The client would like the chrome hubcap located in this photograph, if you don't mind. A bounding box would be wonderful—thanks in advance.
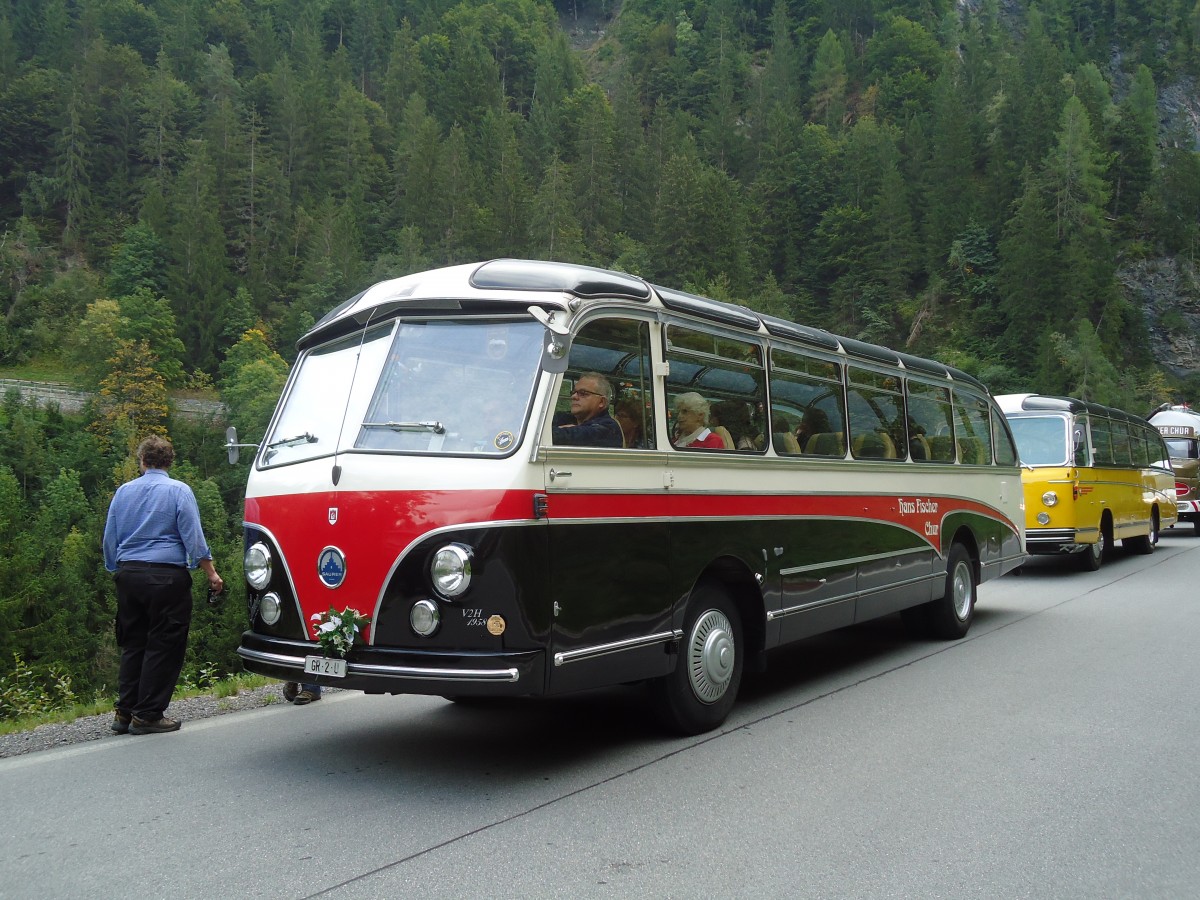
[687,609,735,704]
[952,561,972,620]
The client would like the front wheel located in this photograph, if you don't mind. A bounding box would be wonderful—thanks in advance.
[650,582,743,735]
[1079,524,1106,571]
[1125,510,1159,555]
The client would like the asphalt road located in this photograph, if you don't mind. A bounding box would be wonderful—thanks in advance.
[3,532,1199,899]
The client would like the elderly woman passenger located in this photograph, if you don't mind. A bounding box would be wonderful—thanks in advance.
[672,392,726,449]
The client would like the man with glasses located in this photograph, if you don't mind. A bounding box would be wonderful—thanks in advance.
[553,372,623,447]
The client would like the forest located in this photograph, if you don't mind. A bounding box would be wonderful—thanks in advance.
[2,0,1200,714]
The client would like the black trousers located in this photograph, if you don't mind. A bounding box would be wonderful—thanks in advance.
[114,564,194,720]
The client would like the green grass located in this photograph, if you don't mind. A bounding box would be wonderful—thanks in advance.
[0,673,275,736]
[0,357,80,385]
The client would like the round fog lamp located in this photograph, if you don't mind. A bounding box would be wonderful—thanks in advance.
[411,599,441,636]
[1041,491,1059,507]
[259,592,282,625]
[431,544,472,598]
[244,542,272,590]
[1036,512,1051,526]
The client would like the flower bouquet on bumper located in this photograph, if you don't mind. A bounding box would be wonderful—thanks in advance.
[310,607,371,659]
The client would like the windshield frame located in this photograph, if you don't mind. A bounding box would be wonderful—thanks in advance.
[258,314,545,468]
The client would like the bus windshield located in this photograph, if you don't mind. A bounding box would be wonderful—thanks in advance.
[1007,415,1069,466]
[262,318,544,465]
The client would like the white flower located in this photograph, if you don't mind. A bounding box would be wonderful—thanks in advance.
[318,620,338,634]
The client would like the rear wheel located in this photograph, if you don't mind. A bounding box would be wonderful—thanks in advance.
[927,543,976,639]
[1079,521,1107,571]
[1125,509,1159,555]
[650,581,743,735]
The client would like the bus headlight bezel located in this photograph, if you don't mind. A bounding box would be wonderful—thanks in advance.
[259,592,282,625]
[410,599,441,636]
[1041,490,1059,507]
[245,542,272,590]
[430,543,473,598]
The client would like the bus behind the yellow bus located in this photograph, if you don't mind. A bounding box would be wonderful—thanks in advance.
[1148,403,1200,535]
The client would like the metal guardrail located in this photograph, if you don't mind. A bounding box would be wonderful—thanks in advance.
[0,378,226,421]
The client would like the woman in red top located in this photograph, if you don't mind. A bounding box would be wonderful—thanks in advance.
[672,392,726,449]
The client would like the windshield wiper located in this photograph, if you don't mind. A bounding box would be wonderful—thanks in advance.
[267,432,319,449]
[361,420,446,434]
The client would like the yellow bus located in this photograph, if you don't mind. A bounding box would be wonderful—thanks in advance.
[997,394,1177,569]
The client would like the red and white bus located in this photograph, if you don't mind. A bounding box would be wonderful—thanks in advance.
[233,259,1025,733]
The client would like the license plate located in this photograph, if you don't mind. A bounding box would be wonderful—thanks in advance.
[304,656,347,678]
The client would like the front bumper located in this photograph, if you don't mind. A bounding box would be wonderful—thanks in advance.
[1024,528,1090,555]
[237,631,547,696]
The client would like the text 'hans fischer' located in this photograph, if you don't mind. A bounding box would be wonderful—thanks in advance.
[899,498,940,536]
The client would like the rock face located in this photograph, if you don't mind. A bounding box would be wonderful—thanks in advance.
[1121,258,1200,378]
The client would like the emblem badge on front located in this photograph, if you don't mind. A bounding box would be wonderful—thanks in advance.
[318,547,346,588]
[328,507,338,525]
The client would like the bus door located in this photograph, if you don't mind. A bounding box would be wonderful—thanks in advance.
[540,317,674,694]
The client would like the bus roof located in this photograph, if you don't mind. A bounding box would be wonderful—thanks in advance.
[995,393,1153,428]
[300,258,989,393]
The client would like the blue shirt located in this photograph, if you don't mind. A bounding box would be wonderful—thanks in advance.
[102,469,212,572]
[552,411,624,447]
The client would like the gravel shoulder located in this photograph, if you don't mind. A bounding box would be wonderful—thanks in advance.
[0,682,307,759]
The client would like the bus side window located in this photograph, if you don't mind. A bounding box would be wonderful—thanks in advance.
[846,366,904,461]
[556,318,656,449]
[663,324,765,453]
[952,391,993,464]
[907,381,954,463]
[769,348,846,457]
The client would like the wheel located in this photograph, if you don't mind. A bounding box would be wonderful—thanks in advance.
[1079,522,1107,571]
[1194,518,1200,536]
[650,581,743,735]
[926,543,976,640]
[1125,510,1159,555]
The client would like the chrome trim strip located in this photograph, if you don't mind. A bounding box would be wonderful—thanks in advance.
[766,573,939,621]
[236,646,520,682]
[779,546,924,576]
[553,629,683,667]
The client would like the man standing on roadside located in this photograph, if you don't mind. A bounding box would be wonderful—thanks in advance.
[103,434,223,735]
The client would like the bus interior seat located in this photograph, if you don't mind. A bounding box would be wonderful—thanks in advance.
[957,437,985,464]
[853,431,896,459]
[773,431,801,454]
[927,435,955,461]
[711,425,735,450]
[909,434,932,461]
[805,432,845,456]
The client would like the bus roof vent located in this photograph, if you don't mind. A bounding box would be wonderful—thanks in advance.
[470,259,650,300]
[761,316,841,351]
[838,336,901,367]
[654,286,762,329]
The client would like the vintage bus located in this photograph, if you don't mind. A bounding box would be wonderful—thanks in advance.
[997,394,1177,569]
[232,259,1025,734]
[1148,403,1200,534]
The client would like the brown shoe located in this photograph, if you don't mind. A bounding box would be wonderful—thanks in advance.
[282,682,300,703]
[111,711,132,734]
[130,715,181,735]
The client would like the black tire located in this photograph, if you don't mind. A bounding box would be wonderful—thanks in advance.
[926,543,976,640]
[1126,510,1159,555]
[650,581,743,735]
[1193,518,1200,536]
[1079,521,1107,571]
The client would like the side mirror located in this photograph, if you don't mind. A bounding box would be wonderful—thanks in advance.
[528,306,572,375]
[225,426,260,465]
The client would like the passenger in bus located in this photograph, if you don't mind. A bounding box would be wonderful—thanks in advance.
[553,372,623,447]
[672,393,726,449]
[613,398,649,449]
[795,408,832,453]
[710,400,757,450]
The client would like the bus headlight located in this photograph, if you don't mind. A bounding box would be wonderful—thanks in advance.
[431,544,473,598]
[410,599,441,636]
[244,542,272,590]
[1036,512,1051,525]
[259,592,282,625]
[1041,491,1059,507]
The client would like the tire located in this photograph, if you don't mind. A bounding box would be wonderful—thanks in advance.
[650,581,743,735]
[1078,522,1107,571]
[1125,510,1159,555]
[1193,518,1200,536]
[925,543,976,640]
